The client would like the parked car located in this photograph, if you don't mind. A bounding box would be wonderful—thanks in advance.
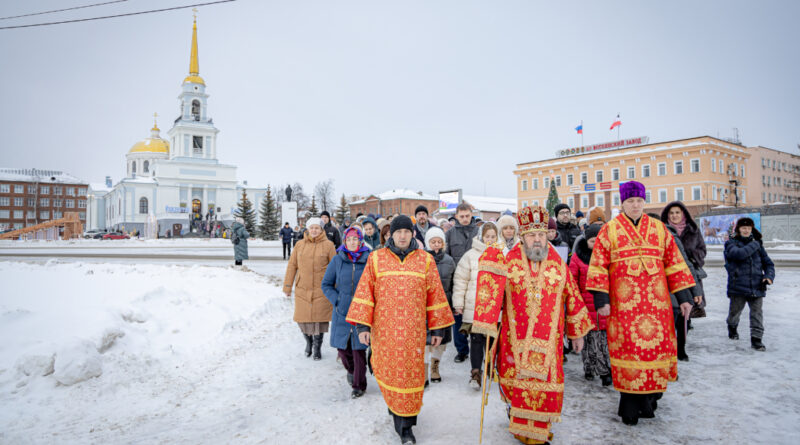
[83,230,104,239]
[102,232,130,240]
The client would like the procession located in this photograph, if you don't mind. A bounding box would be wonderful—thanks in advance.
[1,1,798,444]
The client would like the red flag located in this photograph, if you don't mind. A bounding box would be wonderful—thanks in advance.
[610,114,621,130]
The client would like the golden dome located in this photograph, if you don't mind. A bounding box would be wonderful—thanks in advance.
[129,137,169,154]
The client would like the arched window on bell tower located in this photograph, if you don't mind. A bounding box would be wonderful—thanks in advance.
[131,161,137,175]
[143,160,150,173]
[191,100,201,121]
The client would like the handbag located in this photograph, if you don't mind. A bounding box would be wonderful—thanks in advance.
[689,304,706,319]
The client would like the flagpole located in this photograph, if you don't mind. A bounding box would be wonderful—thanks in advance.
[618,113,621,141]
[581,120,584,147]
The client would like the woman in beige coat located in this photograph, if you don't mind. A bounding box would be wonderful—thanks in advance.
[452,222,498,389]
[284,217,336,360]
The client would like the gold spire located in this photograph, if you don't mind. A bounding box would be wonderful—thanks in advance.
[184,9,205,85]
[152,112,159,131]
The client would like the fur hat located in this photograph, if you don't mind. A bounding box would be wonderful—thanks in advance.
[376,218,389,230]
[620,181,646,202]
[389,215,414,235]
[496,214,518,233]
[306,217,322,228]
[584,223,602,240]
[548,217,557,230]
[424,227,446,250]
[517,206,549,234]
[735,217,755,231]
[414,205,429,216]
[588,206,606,224]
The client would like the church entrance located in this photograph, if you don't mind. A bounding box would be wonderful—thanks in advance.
[191,199,203,232]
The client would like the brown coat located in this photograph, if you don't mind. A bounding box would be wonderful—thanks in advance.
[283,231,336,323]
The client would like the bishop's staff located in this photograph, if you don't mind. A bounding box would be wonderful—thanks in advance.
[478,324,501,443]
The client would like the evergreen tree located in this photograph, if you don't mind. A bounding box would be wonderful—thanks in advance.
[257,186,280,240]
[335,193,348,223]
[308,196,319,217]
[545,178,560,217]
[237,189,257,235]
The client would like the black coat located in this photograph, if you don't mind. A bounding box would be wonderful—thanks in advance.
[427,249,455,345]
[279,226,294,243]
[660,202,707,268]
[323,222,342,248]
[445,218,478,266]
[724,231,775,298]
[556,221,581,255]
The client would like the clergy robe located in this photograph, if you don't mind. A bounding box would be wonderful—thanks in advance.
[585,213,695,394]
[472,243,594,443]
[346,248,454,417]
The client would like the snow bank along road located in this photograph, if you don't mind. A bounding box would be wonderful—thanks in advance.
[1,260,798,444]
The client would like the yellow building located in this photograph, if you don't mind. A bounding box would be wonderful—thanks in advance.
[515,136,752,218]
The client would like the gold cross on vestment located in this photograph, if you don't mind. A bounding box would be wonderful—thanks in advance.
[543,267,561,286]
[508,265,526,283]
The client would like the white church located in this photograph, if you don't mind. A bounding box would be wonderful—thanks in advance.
[88,16,267,236]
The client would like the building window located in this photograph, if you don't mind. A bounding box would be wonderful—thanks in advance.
[193,136,203,154]
[691,159,700,173]
[712,186,717,201]
[659,189,667,203]
[0,197,8,206]
[78,200,87,209]
[612,168,619,181]
[0,184,8,193]
[67,187,76,196]
[692,186,701,201]
[581,172,588,184]
[742,190,746,204]
[567,174,574,186]
[14,197,22,206]
[54,199,62,207]
[712,158,717,173]
[13,185,22,193]
[544,177,550,188]
[40,211,49,219]
[674,161,684,174]
[66,200,75,208]
[740,165,745,177]
[675,188,684,201]
[0,210,8,218]
[568,197,575,208]
[521,201,527,208]
[596,171,603,182]
[642,165,650,178]
[719,159,724,173]
[627,166,635,179]
[28,185,36,194]
[613,193,620,206]
[27,198,35,207]
[40,186,49,194]
[143,161,150,173]
[79,212,86,220]
[658,162,666,176]
[645,190,652,204]
[139,197,148,214]
[39,198,49,207]
[596,195,604,207]
[53,186,62,195]
[53,211,62,219]
[532,178,539,189]
[13,210,23,219]
[581,196,589,208]
[191,100,201,120]
[131,161,137,174]
[762,192,766,202]
[521,180,528,191]
[555,176,562,187]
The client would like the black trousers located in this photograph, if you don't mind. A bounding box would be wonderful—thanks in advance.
[282,242,292,259]
[618,392,662,419]
[392,413,417,434]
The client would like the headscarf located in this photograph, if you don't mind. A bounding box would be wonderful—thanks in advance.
[338,226,371,262]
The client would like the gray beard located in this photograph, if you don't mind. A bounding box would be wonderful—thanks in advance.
[523,244,548,262]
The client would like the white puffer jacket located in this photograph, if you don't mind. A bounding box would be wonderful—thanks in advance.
[452,235,488,323]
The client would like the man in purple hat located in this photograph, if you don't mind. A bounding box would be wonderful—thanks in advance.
[586,181,697,426]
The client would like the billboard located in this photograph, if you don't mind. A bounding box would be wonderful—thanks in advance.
[439,189,462,213]
[697,212,761,245]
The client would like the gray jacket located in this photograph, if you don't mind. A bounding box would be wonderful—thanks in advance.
[445,218,478,266]
[231,222,250,261]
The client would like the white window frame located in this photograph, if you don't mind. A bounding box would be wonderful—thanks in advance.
[521,179,528,191]
[627,166,635,179]
[658,162,666,176]
[613,193,620,206]
[711,158,717,172]
[0,184,8,193]
[581,172,588,184]
[659,189,668,203]
[568,197,575,208]
[532,178,538,190]
[611,168,619,181]
[692,186,701,201]
[740,165,745,177]
[674,160,684,175]
[690,158,700,173]
[675,188,684,201]
[0,210,8,219]
[13,210,23,219]
[0,197,8,206]
[14,197,22,206]
[581,196,589,208]
[641,164,650,178]
[719,159,724,173]
[645,190,652,204]
[555,175,562,187]
[521,200,528,208]
[596,194,605,208]
[567,174,574,186]
[596,170,604,182]
[544,177,550,188]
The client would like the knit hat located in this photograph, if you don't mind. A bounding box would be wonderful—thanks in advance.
[414,205,429,216]
[620,181,646,202]
[548,217,557,230]
[553,203,571,217]
[575,210,584,218]
[306,217,322,228]
[424,227,446,250]
[389,215,414,235]
[588,206,606,224]
[585,224,601,241]
[320,210,331,218]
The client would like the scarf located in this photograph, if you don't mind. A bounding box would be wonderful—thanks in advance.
[337,227,371,262]
[671,211,687,236]
[386,237,418,261]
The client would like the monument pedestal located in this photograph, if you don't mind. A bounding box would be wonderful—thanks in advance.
[281,202,298,229]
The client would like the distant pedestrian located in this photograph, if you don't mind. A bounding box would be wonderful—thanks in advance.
[292,225,303,247]
[553,203,581,255]
[320,211,342,248]
[724,217,775,351]
[279,222,294,260]
[231,216,249,266]
[413,205,435,246]
[423,227,455,386]
[362,217,382,250]
[445,203,478,363]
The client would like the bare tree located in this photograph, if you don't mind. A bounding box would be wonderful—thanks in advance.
[291,182,310,210]
[314,179,335,212]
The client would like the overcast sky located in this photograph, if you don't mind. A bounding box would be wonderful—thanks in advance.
[1,0,798,199]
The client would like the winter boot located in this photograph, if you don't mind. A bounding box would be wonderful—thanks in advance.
[622,416,639,426]
[351,389,365,399]
[728,325,739,340]
[303,334,313,357]
[431,358,442,383]
[469,369,481,391]
[347,373,354,386]
[400,427,416,444]
[601,374,613,386]
[312,334,323,360]
[584,371,594,381]
[454,353,468,363]
[751,337,766,351]
[424,363,429,388]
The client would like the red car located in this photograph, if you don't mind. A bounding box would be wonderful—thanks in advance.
[102,232,130,240]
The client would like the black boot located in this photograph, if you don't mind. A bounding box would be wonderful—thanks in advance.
[728,325,739,340]
[584,372,594,381]
[751,337,766,351]
[303,334,313,357]
[622,416,638,426]
[400,427,416,444]
[312,334,323,360]
[601,374,613,386]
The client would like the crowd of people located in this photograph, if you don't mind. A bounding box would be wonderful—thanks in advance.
[228,183,776,445]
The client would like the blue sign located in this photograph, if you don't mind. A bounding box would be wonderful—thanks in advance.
[584,184,596,191]
[165,206,189,214]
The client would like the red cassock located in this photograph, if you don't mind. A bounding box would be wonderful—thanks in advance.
[586,214,695,394]
[346,248,454,417]
[473,244,594,443]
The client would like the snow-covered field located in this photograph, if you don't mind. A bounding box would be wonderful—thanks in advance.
[1,260,798,444]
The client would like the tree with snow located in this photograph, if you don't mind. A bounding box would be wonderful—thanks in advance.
[546,178,560,216]
[257,186,280,240]
[237,190,257,235]
[335,193,349,223]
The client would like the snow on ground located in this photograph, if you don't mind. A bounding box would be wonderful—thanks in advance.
[1,261,799,444]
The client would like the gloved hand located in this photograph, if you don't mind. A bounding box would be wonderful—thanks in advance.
[459,322,472,336]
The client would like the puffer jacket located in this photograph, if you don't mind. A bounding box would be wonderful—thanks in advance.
[724,230,775,298]
[231,222,249,261]
[283,231,337,322]
[452,235,488,323]
[445,217,478,265]
[321,249,369,350]
[568,239,607,330]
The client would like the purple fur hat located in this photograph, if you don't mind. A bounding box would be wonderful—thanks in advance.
[620,181,646,202]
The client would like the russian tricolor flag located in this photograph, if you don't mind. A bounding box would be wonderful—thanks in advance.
[610,114,621,130]
[575,123,583,134]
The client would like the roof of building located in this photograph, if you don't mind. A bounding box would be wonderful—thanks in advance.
[89,182,113,193]
[129,122,170,154]
[350,188,437,205]
[0,168,87,184]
